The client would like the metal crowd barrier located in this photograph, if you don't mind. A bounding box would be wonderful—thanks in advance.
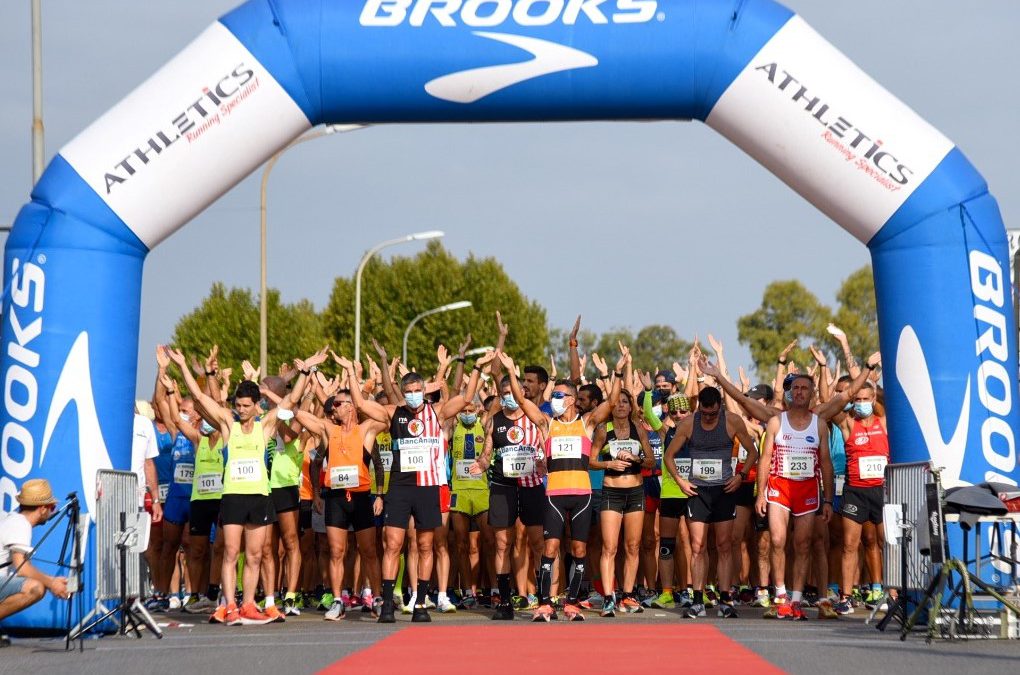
[94,470,142,601]
[884,461,934,591]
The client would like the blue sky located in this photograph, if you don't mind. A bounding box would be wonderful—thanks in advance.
[1,1,1017,395]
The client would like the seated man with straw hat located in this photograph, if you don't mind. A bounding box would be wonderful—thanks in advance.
[0,479,71,647]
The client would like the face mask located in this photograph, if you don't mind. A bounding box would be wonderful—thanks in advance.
[405,391,424,409]
[651,405,663,419]
[853,402,873,418]
[501,394,519,411]
[551,398,567,416]
[200,420,215,435]
[784,390,793,404]
[460,413,478,426]
[180,412,191,422]
[843,401,852,412]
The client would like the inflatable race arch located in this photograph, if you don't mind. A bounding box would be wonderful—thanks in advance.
[3,0,1018,627]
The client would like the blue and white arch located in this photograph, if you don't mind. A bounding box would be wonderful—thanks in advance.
[2,0,1016,628]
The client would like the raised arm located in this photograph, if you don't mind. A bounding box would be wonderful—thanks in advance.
[814,352,881,420]
[639,371,663,431]
[497,351,548,430]
[827,324,860,379]
[335,352,392,424]
[774,339,797,397]
[165,347,232,433]
[489,312,510,382]
[568,314,583,384]
[588,349,627,426]
[663,415,695,495]
[698,356,777,424]
[439,351,496,421]
[372,339,402,404]
[452,334,471,392]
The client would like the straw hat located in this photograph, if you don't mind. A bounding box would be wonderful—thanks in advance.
[17,478,58,507]
[135,400,155,421]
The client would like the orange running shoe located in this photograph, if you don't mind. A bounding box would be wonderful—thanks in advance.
[791,601,808,621]
[563,603,585,622]
[239,601,274,625]
[776,598,794,620]
[263,604,286,623]
[209,605,227,624]
[225,604,241,626]
[531,604,557,622]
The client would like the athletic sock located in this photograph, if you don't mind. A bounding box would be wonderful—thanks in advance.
[381,579,395,603]
[497,574,512,604]
[567,557,586,603]
[438,591,449,603]
[827,583,839,597]
[775,585,787,599]
[264,595,275,608]
[871,583,882,593]
[694,590,704,605]
[416,581,429,608]
[537,556,554,605]
[791,590,802,603]
[207,584,219,601]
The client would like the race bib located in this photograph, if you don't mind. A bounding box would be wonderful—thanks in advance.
[174,463,194,485]
[652,441,663,462]
[502,447,536,478]
[379,450,394,473]
[399,446,430,472]
[455,459,482,481]
[858,455,887,481]
[229,457,261,482]
[551,436,582,460]
[692,458,723,482]
[195,472,222,496]
[158,483,169,502]
[608,439,641,459]
[780,452,816,479]
[835,475,845,496]
[731,457,739,473]
[674,457,692,480]
[330,465,359,489]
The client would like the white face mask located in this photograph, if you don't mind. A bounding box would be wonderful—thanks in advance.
[551,398,567,416]
[180,412,191,422]
[651,405,663,418]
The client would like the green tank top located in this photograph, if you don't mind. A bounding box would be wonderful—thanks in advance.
[223,420,269,496]
[269,434,302,489]
[191,436,225,501]
[450,420,488,492]
[660,427,689,499]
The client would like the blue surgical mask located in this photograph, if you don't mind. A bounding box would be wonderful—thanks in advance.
[843,401,852,412]
[404,391,424,409]
[853,402,873,418]
[784,390,793,404]
[200,420,215,435]
[501,394,519,411]
[460,413,478,426]
[551,397,567,416]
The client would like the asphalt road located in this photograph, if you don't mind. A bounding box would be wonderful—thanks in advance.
[2,604,1019,675]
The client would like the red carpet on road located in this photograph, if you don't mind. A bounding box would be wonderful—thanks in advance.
[319,624,785,674]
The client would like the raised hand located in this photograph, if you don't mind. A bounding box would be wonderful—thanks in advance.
[738,365,750,392]
[615,347,630,372]
[569,315,581,341]
[205,345,220,374]
[155,344,170,370]
[368,357,383,384]
[578,353,588,376]
[331,351,354,372]
[866,352,881,369]
[437,344,452,370]
[189,354,205,378]
[707,333,724,355]
[305,346,330,370]
[241,359,261,382]
[158,369,175,392]
[496,351,515,372]
[697,355,720,378]
[808,344,827,366]
[826,323,847,341]
[165,346,187,368]
[779,339,798,362]
[639,370,653,390]
[372,338,388,360]
[496,311,509,339]
[591,352,608,377]
[672,361,687,384]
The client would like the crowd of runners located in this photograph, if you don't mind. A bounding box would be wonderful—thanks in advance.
[131,315,889,625]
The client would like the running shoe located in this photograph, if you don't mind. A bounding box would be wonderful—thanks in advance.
[461,594,479,610]
[411,605,432,623]
[209,605,228,624]
[532,604,556,622]
[283,596,301,617]
[636,586,657,605]
[153,598,171,614]
[489,603,514,619]
[324,600,346,621]
[378,598,396,624]
[1,634,11,648]
[294,593,307,610]
[601,596,617,617]
[167,595,182,611]
[477,593,493,609]
[834,598,854,615]
[551,595,565,609]
[372,596,384,617]
[718,603,738,619]
[186,597,217,614]
[816,599,839,620]
[705,585,718,606]
[650,591,675,609]
[488,592,500,608]
[751,588,771,608]
[563,603,585,621]
[677,589,694,608]
[864,589,885,610]
[790,601,808,621]
[425,595,437,610]
[738,586,755,605]
[511,595,529,610]
[437,596,457,613]
[263,604,286,623]
[180,595,197,612]
[764,595,788,619]
[684,603,707,619]
[239,602,274,625]
[225,604,242,626]
[360,590,374,613]
[620,597,644,614]
[578,591,603,612]
[851,588,864,607]
[525,594,540,610]
[393,592,406,613]
[318,592,335,611]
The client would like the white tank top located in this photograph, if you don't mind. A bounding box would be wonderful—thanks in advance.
[771,412,820,482]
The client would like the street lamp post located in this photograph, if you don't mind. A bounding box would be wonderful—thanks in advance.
[354,230,444,364]
[259,124,364,375]
[402,301,472,366]
[31,0,44,184]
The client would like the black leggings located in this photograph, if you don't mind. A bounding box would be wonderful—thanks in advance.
[543,493,593,542]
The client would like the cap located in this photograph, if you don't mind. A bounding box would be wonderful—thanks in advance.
[782,373,799,391]
[17,478,58,507]
[746,384,774,401]
[666,394,692,413]
[655,370,677,384]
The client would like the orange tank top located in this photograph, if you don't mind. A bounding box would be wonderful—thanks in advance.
[322,422,370,492]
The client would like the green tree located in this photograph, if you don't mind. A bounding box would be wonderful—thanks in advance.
[737,280,833,377]
[833,265,879,359]
[548,326,596,379]
[322,241,547,371]
[632,325,693,374]
[171,283,326,379]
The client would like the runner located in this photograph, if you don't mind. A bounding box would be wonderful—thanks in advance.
[497,346,623,623]
[664,385,759,619]
[470,375,547,620]
[337,349,491,623]
[590,389,655,616]
[167,345,327,626]
[296,388,385,621]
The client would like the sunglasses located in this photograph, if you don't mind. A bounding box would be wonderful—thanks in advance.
[551,392,571,399]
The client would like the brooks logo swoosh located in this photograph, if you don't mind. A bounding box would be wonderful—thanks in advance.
[896,326,969,487]
[425,32,597,104]
[40,332,113,514]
